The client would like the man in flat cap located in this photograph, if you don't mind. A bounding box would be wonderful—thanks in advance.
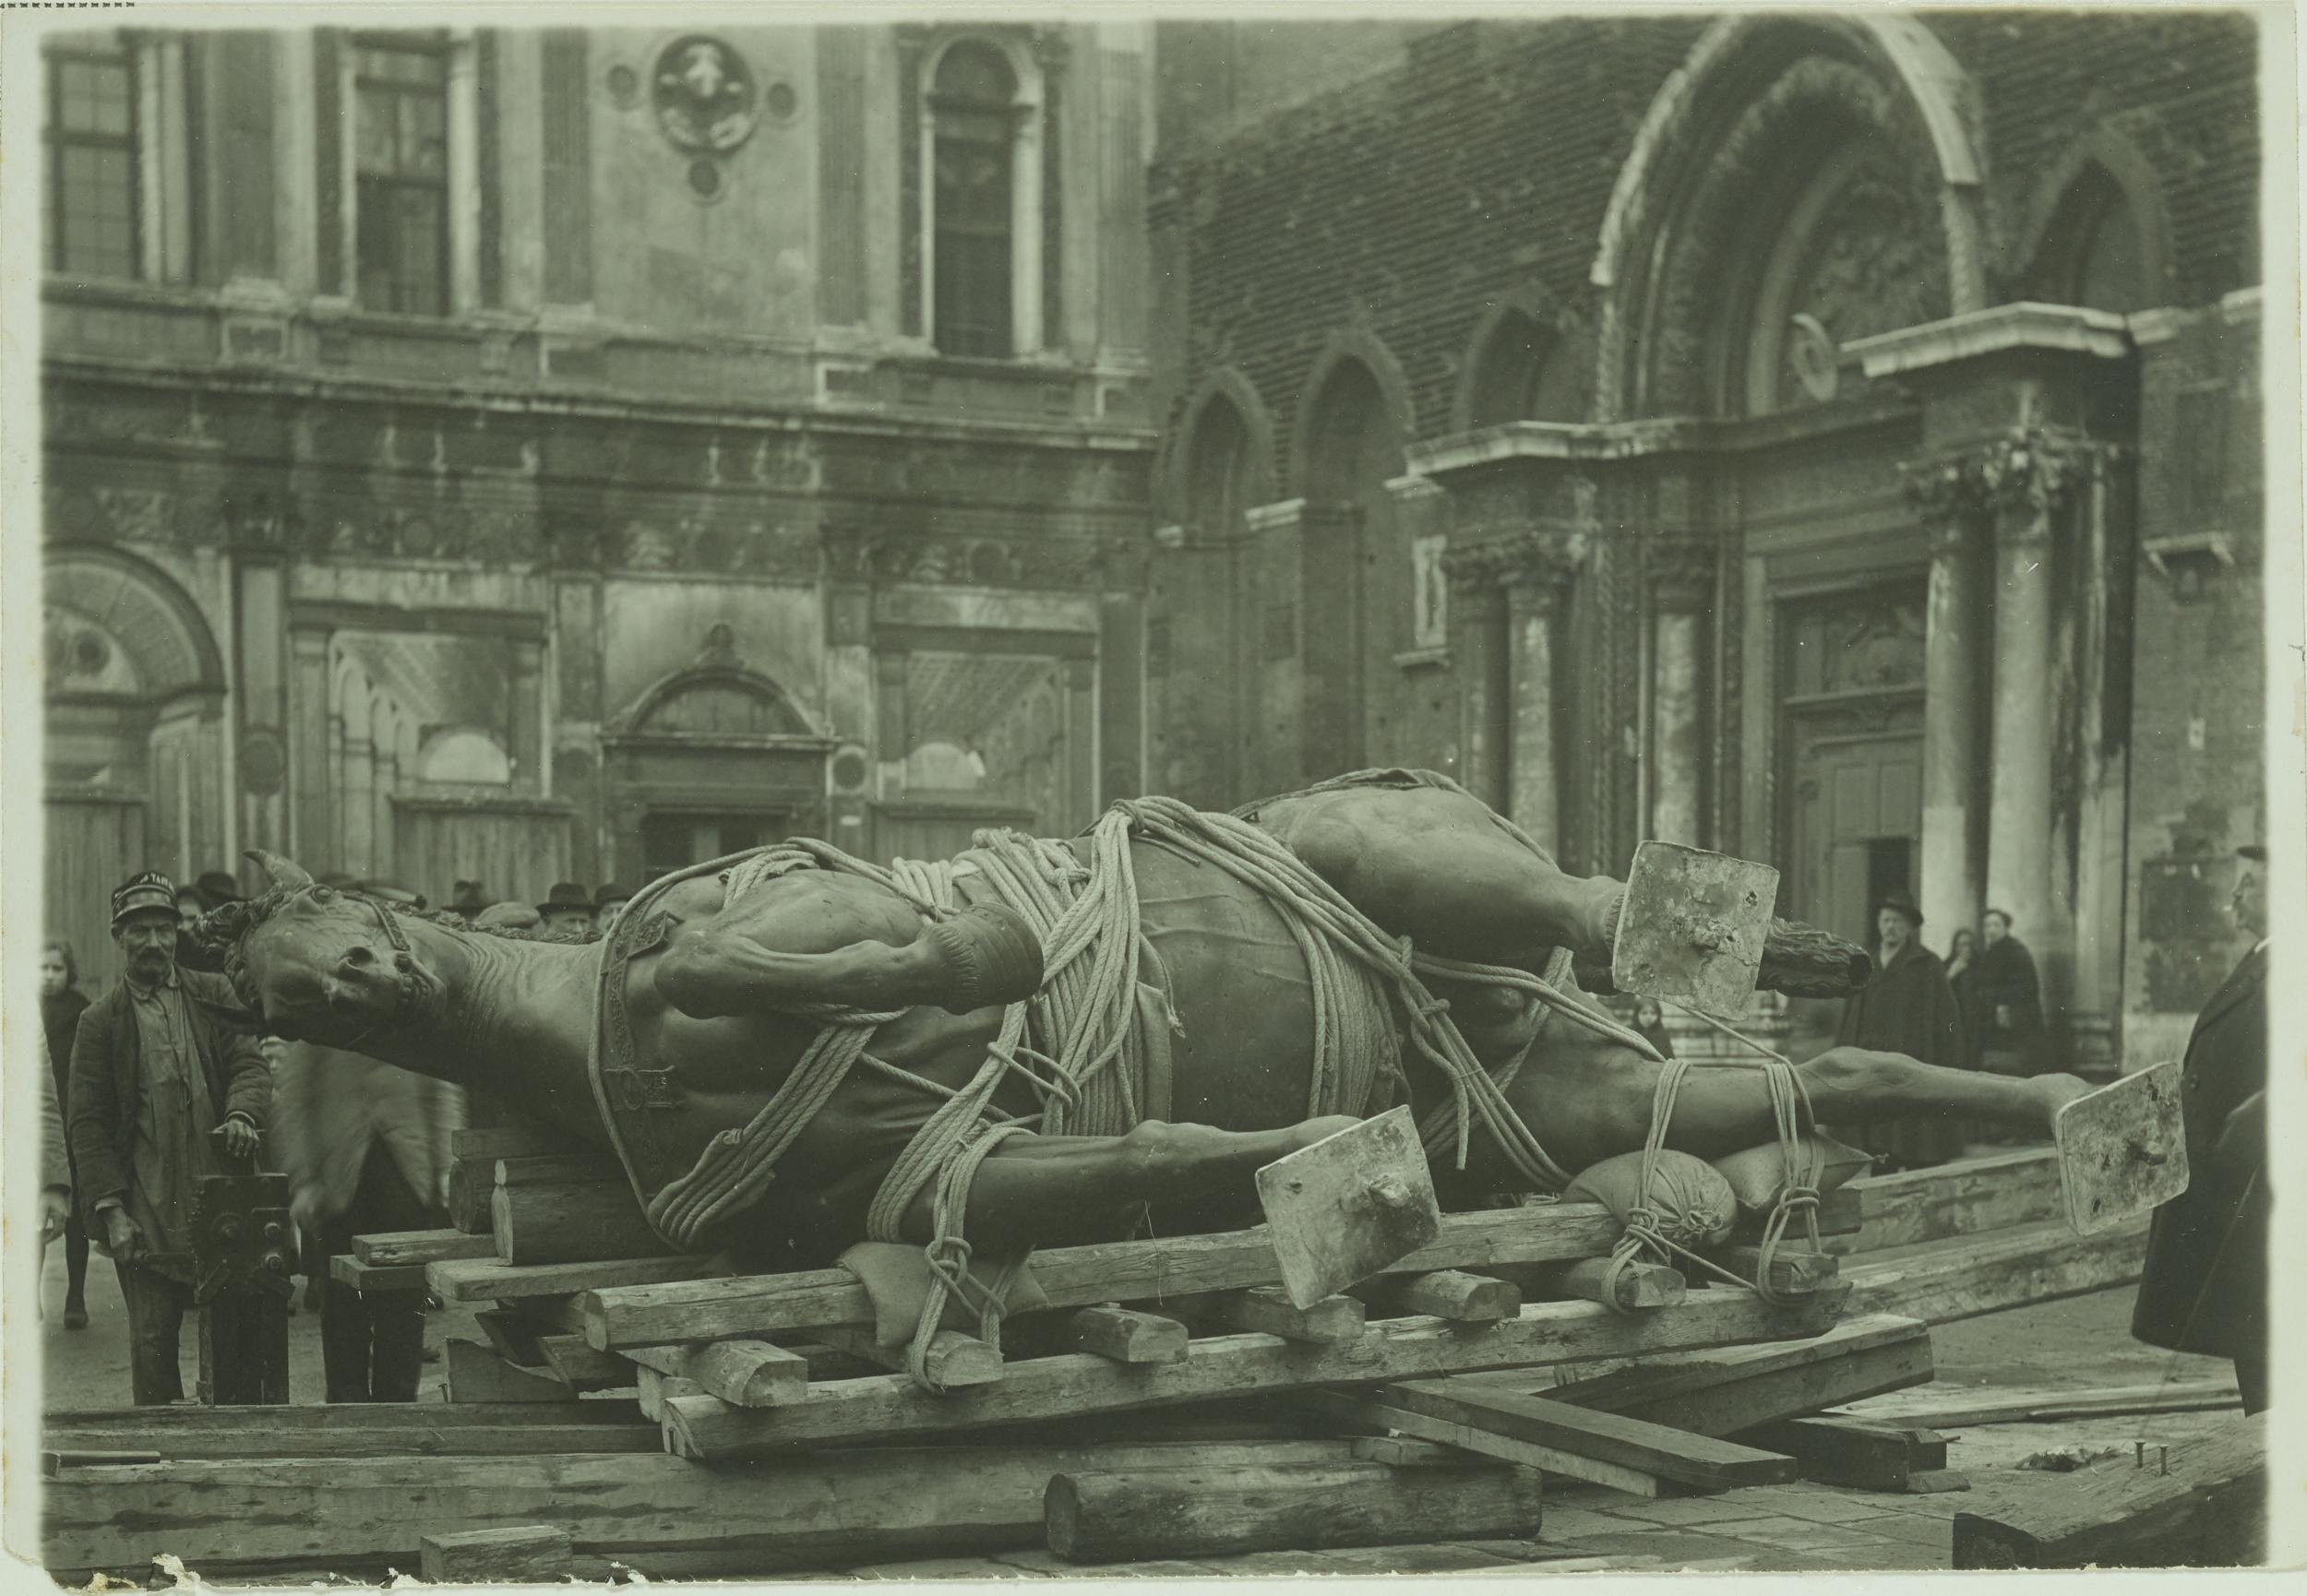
[67,871,272,1404]
[2134,842,2272,1413]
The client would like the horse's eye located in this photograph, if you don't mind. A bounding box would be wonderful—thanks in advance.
[311,887,335,904]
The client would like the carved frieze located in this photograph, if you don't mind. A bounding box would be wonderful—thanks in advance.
[608,517,819,580]
[817,529,1149,593]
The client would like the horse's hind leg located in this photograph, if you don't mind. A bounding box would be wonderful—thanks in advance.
[1249,783,1623,968]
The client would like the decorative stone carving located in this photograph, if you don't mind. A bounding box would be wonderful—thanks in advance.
[1442,530,1588,599]
[652,37,761,157]
[606,517,818,579]
[1899,427,2113,534]
[1646,536,1716,609]
[1821,594,1928,693]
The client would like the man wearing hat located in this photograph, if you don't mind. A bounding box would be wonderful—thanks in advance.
[448,881,491,925]
[2134,842,2271,1413]
[67,872,272,1405]
[593,884,632,934]
[1831,889,1974,1172]
[537,882,595,937]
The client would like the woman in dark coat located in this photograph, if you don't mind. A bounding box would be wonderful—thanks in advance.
[40,939,92,1328]
[1831,892,1973,1172]
[1969,908,2044,1075]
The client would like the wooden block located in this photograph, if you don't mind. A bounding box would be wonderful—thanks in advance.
[1369,1378,1799,1492]
[1844,1219,2147,1326]
[1182,1286,1366,1343]
[636,1366,707,1421]
[537,1334,632,1390]
[443,1339,581,1404]
[1348,1436,1470,1467]
[658,1287,1847,1459]
[1538,1257,1686,1310]
[491,1181,680,1266]
[1953,1418,2265,1568]
[2055,1059,2188,1234]
[420,1525,573,1584]
[450,1122,591,1161]
[1044,1459,1539,1564]
[495,1151,628,1187]
[351,1228,496,1267]
[1356,1269,1520,1322]
[329,1256,425,1293]
[1611,841,1777,1018]
[579,1203,1628,1351]
[813,1324,1004,1388]
[1905,1469,1972,1495]
[1711,1245,1839,1296]
[1009,1305,1190,1364]
[431,1254,724,1304]
[1829,1149,2061,1256]
[1254,1106,1441,1307]
[623,1340,811,1407]
[472,1308,551,1368]
[1735,1416,1947,1492]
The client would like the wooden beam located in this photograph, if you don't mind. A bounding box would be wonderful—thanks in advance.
[621,1340,811,1408]
[1355,1269,1519,1322]
[1833,1147,2063,1255]
[1366,1378,1799,1492]
[1044,1459,1540,1564]
[536,1334,632,1390]
[420,1526,573,1584]
[1843,1219,2147,1326]
[1844,1378,2241,1429]
[1952,1419,2265,1568]
[351,1228,497,1267]
[1735,1416,1948,1492]
[1532,1257,1685,1311]
[432,1254,725,1304]
[1006,1306,1190,1364]
[1296,1392,1665,1496]
[329,1256,424,1293]
[580,1202,1629,1351]
[42,1439,1392,1571]
[1177,1287,1366,1343]
[658,1287,1846,1459]
[811,1325,1004,1388]
[492,1182,680,1266]
[496,1152,628,1186]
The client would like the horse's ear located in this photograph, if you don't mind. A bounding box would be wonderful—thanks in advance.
[245,849,312,891]
[182,968,268,1035]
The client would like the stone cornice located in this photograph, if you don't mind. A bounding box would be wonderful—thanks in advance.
[1405,391,1915,481]
[1848,301,2133,380]
[1899,427,2121,530]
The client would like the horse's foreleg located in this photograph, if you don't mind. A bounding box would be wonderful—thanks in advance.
[893,1116,1361,1254]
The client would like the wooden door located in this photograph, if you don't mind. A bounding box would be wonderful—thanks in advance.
[46,796,147,995]
[1792,731,1921,946]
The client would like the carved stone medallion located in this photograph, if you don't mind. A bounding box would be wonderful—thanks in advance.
[653,36,759,156]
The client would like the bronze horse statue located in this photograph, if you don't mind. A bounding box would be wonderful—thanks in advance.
[197,774,2094,1266]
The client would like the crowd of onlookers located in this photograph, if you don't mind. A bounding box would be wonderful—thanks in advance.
[34,866,633,1406]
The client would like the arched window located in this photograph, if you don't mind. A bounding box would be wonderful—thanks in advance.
[1183,396,1253,542]
[2029,164,2153,316]
[1466,309,1582,427]
[930,40,1023,358]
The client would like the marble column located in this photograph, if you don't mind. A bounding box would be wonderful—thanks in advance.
[1647,541,1714,848]
[1906,475,1987,948]
[1501,535,1584,848]
[290,627,332,867]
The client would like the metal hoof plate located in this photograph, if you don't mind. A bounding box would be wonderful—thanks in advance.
[1612,841,1780,1020]
[2055,1061,2189,1235]
[1256,1105,1441,1309]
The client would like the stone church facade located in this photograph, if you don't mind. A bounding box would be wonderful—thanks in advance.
[40,23,1159,988]
[1142,13,2266,1072]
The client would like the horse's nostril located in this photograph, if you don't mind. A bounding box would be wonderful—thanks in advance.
[342,947,374,969]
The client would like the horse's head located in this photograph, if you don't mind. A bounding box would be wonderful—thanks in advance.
[196,850,447,1045]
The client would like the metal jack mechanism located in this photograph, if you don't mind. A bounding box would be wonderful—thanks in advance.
[188,1126,295,1404]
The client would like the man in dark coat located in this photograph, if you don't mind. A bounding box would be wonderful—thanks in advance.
[1969,908,2045,1075]
[68,871,272,1405]
[1833,891,1972,1171]
[2133,843,2269,1413]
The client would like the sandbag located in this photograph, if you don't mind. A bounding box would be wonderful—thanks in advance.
[1711,1132,1874,1216]
[1562,1149,1737,1248]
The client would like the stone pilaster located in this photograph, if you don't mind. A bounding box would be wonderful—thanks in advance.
[1902,461,1990,952]
[1445,530,1584,840]
[1646,537,1714,849]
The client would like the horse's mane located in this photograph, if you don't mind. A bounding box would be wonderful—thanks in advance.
[197,887,602,1008]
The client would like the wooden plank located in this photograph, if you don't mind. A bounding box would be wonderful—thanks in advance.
[1300,1393,1664,1495]
[47,1401,647,1433]
[330,1256,425,1293]
[492,1182,680,1266]
[495,1152,628,1187]
[473,1307,551,1368]
[1845,1378,2242,1430]
[659,1285,1847,1459]
[1044,1459,1539,1564]
[443,1338,582,1404]
[1006,1306,1190,1364]
[1371,1378,1799,1492]
[537,1334,631,1390]
[352,1228,497,1267]
[1735,1416,1948,1492]
[1830,1148,2062,1255]
[1843,1219,2147,1326]
[580,1202,1630,1351]
[622,1340,811,1408]
[812,1325,1004,1388]
[433,1254,724,1304]
[1952,1417,2265,1568]
[42,1440,1391,1570]
[1355,1269,1519,1322]
[420,1526,573,1583]
[1178,1287,1366,1343]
